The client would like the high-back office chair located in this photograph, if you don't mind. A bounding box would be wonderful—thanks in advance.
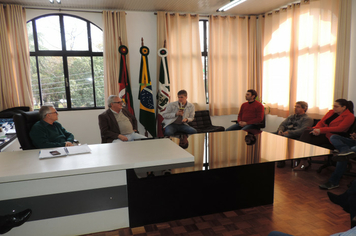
[13,111,41,150]
[188,110,225,133]
[0,106,30,119]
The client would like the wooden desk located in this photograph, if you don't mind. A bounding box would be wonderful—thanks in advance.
[0,139,194,236]
[127,131,331,227]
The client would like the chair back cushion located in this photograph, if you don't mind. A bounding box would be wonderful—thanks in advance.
[13,111,41,150]
[188,110,225,133]
[188,110,213,129]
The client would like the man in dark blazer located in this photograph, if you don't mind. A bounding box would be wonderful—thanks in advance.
[98,95,146,143]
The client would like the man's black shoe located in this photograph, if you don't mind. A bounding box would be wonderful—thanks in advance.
[0,209,32,234]
[319,181,339,190]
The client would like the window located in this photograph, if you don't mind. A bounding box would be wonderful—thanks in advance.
[199,19,209,103]
[27,14,104,110]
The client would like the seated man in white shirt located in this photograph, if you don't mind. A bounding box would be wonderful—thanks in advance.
[98,95,146,143]
[162,90,197,137]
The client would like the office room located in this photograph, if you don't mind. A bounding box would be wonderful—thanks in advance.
[1,0,356,235]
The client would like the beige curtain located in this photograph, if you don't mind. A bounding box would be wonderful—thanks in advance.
[102,11,128,104]
[208,16,249,116]
[165,13,206,109]
[0,4,33,111]
[157,12,167,86]
[334,0,352,99]
[262,0,339,119]
[248,16,263,97]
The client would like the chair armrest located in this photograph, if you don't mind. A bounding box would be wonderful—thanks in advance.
[231,120,238,123]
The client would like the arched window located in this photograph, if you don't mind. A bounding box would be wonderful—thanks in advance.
[27,14,104,110]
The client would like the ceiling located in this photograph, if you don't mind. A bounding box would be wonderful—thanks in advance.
[0,0,298,15]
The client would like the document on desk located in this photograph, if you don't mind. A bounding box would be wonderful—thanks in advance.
[39,144,92,159]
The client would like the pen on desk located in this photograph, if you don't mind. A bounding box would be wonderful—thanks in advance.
[64,147,69,155]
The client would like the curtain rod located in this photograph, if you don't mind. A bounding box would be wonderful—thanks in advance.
[21,6,103,14]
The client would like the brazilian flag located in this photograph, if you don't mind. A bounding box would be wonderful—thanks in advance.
[138,45,156,137]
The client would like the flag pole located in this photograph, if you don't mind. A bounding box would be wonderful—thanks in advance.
[142,37,147,137]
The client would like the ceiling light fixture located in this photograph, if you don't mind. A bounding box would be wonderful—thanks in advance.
[56,0,61,4]
[217,0,247,12]
[49,0,54,3]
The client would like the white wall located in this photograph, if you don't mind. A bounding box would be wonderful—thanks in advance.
[126,12,157,136]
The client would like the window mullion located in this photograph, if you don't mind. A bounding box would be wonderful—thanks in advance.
[59,15,72,109]
[63,56,71,109]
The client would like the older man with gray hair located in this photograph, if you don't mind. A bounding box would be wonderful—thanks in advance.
[29,104,75,148]
[98,95,146,143]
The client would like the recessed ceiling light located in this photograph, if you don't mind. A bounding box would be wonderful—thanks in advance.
[49,0,54,3]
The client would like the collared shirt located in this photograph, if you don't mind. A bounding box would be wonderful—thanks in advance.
[110,108,134,135]
[277,113,314,138]
[29,120,74,148]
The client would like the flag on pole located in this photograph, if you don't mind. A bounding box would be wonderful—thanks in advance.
[156,48,170,138]
[138,43,156,137]
[118,45,135,116]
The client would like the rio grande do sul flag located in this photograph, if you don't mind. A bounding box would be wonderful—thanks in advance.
[118,45,135,116]
[156,48,170,138]
[138,44,156,137]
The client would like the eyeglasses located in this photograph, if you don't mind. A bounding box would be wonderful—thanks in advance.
[112,101,124,104]
[47,111,58,115]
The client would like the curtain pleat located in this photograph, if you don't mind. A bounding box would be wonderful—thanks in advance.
[334,0,352,99]
[102,11,128,106]
[0,4,33,111]
[262,0,339,118]
[208,16,250,116]
[164,13,206,110]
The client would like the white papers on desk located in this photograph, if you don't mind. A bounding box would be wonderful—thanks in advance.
[39,144,91,159]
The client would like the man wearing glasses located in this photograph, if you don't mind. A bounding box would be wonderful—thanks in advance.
[98,95,146,143]
[29,104,75,148]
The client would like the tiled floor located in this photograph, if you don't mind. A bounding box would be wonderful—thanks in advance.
[82,158,354,236]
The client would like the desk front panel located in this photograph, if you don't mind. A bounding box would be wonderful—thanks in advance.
[0,139,194,236]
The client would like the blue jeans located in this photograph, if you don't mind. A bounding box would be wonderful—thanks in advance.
[328,135,356,185]
[164,124,197,136]
[330,135,356,153]
[268,231,293,236]
[226,123,260,131]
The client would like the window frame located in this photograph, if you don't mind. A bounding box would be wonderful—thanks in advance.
[27,13,104,111]
[200,19,209,104]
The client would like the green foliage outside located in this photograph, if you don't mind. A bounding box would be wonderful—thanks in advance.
[27,15,104,109]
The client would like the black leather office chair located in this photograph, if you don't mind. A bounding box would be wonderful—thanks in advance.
[0,106,30,119]
[13,111,41,150]
[188,110,225,133]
